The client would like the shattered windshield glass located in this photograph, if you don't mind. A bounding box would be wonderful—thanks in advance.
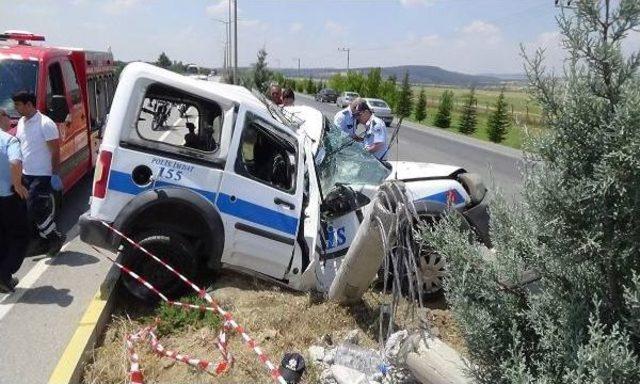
[316,120,391,193]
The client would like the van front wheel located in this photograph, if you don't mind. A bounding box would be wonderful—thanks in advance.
[121,229,197,303]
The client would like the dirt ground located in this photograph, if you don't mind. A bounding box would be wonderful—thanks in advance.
[83,272,464,384]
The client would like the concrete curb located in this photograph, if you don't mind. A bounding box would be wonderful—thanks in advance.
[47,255,120,384]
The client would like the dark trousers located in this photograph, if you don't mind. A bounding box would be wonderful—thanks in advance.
[0,194,29,282]
[22,175,62,242]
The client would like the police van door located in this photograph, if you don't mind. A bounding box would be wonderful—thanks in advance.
[217,107,304,279]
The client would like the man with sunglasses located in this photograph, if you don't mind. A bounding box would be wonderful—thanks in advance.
[0,108,30,292]
[352,100,388,160]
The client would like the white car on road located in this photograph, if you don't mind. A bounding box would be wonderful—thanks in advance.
[336,91,360,108]
[364,98,394,127]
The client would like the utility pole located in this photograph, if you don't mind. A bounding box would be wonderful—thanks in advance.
[233,0,238,85]
[338,47,350,72]
[293,57,301,78]
[213,18,230,79]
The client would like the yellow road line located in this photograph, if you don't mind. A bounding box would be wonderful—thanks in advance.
[48,262,120,384]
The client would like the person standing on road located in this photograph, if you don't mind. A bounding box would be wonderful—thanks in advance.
[333,98,362,140]
[0,108,30,292]
[12,91,65,257]
[352,100,388,160]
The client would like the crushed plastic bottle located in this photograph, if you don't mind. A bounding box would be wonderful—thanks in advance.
[333,343,385,379]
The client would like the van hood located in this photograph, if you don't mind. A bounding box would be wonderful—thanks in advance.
[386,161,463,181]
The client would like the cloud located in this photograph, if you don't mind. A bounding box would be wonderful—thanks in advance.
[461,20,500,36]
[325,20,346,36]
[289,22,303,33]
[206,1,229,17]
[420,34,441,47]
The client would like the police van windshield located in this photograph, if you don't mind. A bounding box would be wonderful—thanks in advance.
[0,59,38,118]
[315,119,390,193]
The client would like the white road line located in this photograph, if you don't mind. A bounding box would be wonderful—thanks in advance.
[0,242,70,322]
[158,117,184,142]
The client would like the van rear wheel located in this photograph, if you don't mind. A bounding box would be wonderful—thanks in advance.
[121,229,197,303]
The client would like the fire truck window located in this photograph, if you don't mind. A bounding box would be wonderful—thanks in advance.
[61,60,81,105]
[129,83,223,156]
[46,62,69,123]
[237,114,297,193]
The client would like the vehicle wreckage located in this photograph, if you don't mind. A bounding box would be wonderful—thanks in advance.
[79,63,491,301]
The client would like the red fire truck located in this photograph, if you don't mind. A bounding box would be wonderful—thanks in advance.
[0,30,117,194]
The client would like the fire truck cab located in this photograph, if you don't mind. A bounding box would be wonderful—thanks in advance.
[0,30,117,193]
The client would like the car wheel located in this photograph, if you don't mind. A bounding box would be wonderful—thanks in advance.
[417,247,446,296]
[121,229,198,303]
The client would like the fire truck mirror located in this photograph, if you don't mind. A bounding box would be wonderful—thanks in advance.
[50,95,69,123]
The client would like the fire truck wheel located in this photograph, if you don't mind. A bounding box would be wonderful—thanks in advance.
[121,228,198,303]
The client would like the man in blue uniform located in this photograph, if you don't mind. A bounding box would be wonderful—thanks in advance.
[333,98,362,140]
[352,100,389,160]
[0,108,30,292]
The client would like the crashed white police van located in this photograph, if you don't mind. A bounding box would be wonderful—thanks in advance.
[80,62,491,301]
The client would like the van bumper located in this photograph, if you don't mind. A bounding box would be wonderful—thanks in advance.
[79,212,117,251]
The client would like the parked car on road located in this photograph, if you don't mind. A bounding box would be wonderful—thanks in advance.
[364,98,394,126]
[336,91,360,108]
[315,88,338,103]
[80,63,491,302]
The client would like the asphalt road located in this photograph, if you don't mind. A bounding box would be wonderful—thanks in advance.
[0,175,112,384]
[0,94,524,384]
[297,93,524,199]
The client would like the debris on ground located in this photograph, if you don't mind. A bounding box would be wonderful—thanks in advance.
[83,272,463,383]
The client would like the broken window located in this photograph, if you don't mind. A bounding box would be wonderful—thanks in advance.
[126,83,224,162]
[316,118,390,194]
[236,112,297,193]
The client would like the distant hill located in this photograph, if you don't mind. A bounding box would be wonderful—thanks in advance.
[276,65,502,86]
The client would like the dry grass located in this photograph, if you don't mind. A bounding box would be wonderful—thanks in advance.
[83,272,464,384]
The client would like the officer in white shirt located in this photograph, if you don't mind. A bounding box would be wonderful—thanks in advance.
[12,91,65,256]
[333,98,362,140]
[352,100,389,160]
[0,108,29,292]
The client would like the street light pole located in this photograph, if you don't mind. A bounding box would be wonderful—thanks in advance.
[338,47,350,72]
[233,0,238,85]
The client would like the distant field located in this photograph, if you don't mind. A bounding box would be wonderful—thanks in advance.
[408,85,544,149]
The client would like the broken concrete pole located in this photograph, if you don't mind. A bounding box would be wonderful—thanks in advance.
[405,337,472,384]
[328,193,395,303]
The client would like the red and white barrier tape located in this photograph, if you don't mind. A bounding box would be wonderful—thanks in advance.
[97,222,286,384]
[91,247,233,381]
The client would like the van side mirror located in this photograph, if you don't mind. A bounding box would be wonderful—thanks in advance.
[50,95,69,123]
[321,184,371,218]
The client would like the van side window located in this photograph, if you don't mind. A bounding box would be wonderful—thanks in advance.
[61,60,81,105]
[46,62,68,123]
[237,113,297,193]
[126,83,223,160]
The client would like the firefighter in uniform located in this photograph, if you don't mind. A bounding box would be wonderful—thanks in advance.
[352,100,389,160]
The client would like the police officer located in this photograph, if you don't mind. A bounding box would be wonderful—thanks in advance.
[0,108,30,292]
[352,100,389,160]
[333,98,362,140]
[12,91,65,257]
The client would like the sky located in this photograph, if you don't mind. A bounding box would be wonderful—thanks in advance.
[0,0,609,75]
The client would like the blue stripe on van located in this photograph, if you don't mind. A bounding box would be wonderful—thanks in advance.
[216,193,298,235]
[107,170,297,236]
[107,170,217,202]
